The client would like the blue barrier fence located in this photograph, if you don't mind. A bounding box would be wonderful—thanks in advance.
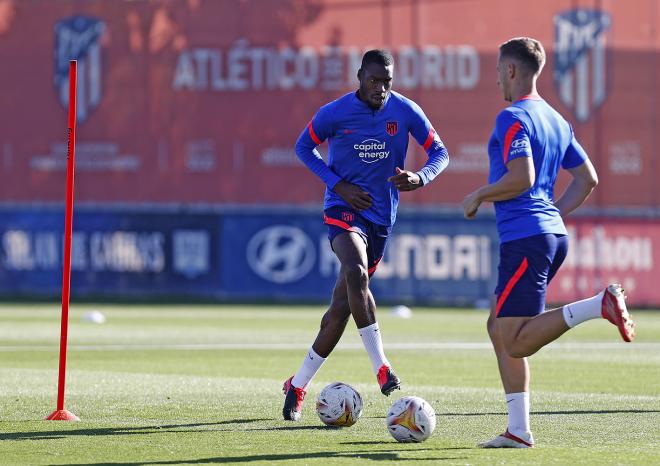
[0,206,499,305]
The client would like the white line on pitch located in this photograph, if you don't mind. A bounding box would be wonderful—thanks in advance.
[0,342,659,352]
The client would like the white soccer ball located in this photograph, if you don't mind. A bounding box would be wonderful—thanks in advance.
[82,310,106,324]
[386,396,436,442]
[316,382,363,427]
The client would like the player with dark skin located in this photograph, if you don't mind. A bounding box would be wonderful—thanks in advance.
[284,49,448,421]
[312,61,422,358]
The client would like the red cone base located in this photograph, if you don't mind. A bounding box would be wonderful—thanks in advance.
[46,409,80,421]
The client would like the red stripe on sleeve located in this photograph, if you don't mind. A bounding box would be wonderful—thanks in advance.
[423,128,436,151]
[502,121,522,164]
[308,120,322,145]
[495,257,528,317]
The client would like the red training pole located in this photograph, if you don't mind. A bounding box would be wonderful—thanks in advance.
[47,60,80,421]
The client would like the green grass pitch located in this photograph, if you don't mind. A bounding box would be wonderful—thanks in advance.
[1,303,659,465]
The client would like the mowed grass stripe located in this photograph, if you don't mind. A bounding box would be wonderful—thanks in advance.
[1,341,660,352]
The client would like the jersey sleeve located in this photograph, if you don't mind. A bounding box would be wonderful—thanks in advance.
[562,127,588,169]
[407,100,449,185]
[495,110,532,164]
[294,105,342,189]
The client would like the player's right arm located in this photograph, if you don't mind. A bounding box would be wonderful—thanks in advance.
[554,133,598,216]
[462,110,535,218]
[295,107,342,189]
[295,107,373,210]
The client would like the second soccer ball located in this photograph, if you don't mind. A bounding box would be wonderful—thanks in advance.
[316,382,363,427]
[386,396,436,442]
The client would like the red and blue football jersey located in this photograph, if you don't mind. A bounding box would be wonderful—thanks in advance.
[295,91,448,226]
[488,96,588,243]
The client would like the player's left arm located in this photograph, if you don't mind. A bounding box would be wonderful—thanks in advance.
[463,112,534,218]
[388,101,449,191]
[554,134,598,216]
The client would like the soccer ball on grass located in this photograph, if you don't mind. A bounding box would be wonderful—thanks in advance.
[316,382,363,427]
[386,396,436,442]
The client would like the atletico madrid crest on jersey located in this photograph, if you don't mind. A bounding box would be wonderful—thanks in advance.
[386,121,398,136]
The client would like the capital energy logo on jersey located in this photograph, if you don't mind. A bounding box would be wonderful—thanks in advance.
[354,139,389,163]
[54,16,106,123]
[554,9,611,122]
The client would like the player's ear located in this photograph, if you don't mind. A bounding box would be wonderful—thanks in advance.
[509,61,517,79]
[357,68,363,82]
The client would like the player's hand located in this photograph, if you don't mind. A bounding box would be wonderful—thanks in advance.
[333,180,373,210]
[462,190,481,219]
[387,167,422,191]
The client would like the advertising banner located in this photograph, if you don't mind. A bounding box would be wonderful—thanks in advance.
[220,210,498,305]
[1,206,658,306]
[0,206,498,304]
[547,219,660,307]
[0,207,221,297]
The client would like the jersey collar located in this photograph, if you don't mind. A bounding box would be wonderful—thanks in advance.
[515,94,543,102]
[353,90,391,112]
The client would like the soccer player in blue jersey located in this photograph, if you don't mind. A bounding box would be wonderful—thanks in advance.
[462,37,636,448]
[282,49,449,421]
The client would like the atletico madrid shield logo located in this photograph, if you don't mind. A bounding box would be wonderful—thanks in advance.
[553,9,611,122]
[386,121,398,136]
[54,16,106,124]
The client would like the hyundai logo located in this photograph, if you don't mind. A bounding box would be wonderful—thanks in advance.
[246,226,315,283]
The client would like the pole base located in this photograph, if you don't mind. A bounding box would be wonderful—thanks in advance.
[46,409,80,421]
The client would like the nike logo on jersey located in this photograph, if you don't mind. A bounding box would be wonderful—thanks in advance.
[566,306,574,319]
[343,129,355,134]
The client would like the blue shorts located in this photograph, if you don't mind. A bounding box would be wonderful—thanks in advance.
[324,206,391,276]
[495,233,568,317]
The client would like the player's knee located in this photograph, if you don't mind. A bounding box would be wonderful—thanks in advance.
[503,339,534,358]
[343,264,369,290]
[505,347,527,359]
[486,315,498,340]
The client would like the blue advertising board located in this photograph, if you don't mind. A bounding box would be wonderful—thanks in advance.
[222,209,498,305]
[0,206,498,305]
[0,207,220,298]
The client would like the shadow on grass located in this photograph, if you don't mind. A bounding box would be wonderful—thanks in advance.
[1,418,271,441]
[445,409,660,416]
[54,449,467,465]
[341,442,470,450]
[242,425,334,431]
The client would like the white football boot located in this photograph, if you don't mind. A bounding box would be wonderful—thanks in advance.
[478,430,534,448]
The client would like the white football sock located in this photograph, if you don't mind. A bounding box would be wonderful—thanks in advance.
[506,392,532,440]
[358,322,390,373]
[562,291,605,328]
[291,347,326,389]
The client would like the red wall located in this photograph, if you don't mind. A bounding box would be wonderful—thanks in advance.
[0,0,658,208]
